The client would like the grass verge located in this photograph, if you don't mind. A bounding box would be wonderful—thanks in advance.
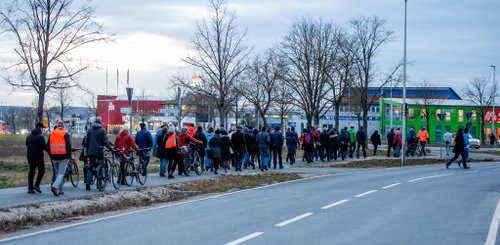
[314,157,495,168]
[0,172,302,233]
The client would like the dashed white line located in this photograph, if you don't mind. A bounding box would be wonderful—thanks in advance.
[408,173,453,182]
[355,190,378,197]
[485,200,500,245]
[275,213,313,227]
[225,232,264,245]
[321,199,350,210]
[382,183,401,189]
[465,170,479,174]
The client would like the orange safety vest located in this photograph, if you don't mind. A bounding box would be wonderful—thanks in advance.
[417,130,429,142]
[165,133,178,149]
[50,129,67,155]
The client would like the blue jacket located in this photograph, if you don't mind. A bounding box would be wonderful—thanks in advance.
[135,128,153,149]
[152,129,163,150]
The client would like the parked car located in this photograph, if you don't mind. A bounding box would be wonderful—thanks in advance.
[450,134,480,149]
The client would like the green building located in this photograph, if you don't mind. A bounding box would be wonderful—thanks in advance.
[380,98,499,143]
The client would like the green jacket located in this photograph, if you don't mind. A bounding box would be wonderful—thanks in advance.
[349,128,356,143]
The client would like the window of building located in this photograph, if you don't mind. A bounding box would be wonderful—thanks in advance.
[420,108,427,121]
[445,112,451,122]
[436,109,442,122]
[472,110,477,122]
[458,110,464,122]
[408,108,414,121]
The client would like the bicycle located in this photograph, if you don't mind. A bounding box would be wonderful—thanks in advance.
[94,148,115,192]
[123,148,150,186]
[179,145,202,176]
[64,148,81,187]
[104,148,121,190]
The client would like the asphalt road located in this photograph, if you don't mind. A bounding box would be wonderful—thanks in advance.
[2,162,500,245]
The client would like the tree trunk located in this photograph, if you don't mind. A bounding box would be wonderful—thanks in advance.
[313,111,320,127]
[334,105,340,130]
[362,107,369,133]
[306,113,313,129]
[37,93,45,122]
[481,118,486,144]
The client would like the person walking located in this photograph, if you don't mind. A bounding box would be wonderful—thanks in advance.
[26,122,48,194]
[243,127,254,169]
[114,126,140,184]
[220,130,232,174]
[301,128,315,164]
[208,129,222,174]
[156,125,168,177]
[320,128,331,161]
[193,126,208,171]
[286,128,299,165]
[250,128,261,169]
[47,121,72,196]
[163,125,179,179]
[386,128,395,157]
[356,126,367,158]
[83,117,114,191]
[177,127,203,175]
[348,126,357,158]
[443,129,453,156]
[230,126,246,171]
[490,133,497,148]
[456,128,471,168]
[270,125,284,169]
[446,128,469,169]
[338,127,349,160]
[257,126,271,171]
[370,130,381,157]
[204,127,215,171]
[417,127,429,156]
[135,122,153,174]
[393,131,402,157]
[330,128,340,161]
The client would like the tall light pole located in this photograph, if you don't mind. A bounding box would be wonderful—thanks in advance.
[401,0,408,166]
[491,65,496,137]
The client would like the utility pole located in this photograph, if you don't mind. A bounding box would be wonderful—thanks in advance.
[401,0,408,166]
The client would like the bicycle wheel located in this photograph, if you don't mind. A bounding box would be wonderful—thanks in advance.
[193,153,202,175]
[96,166,106,191]
[69,160,79,187]
[183,158,191,176]
[124,161,134,186]
[111,162,121,189]
[136,160,147,185]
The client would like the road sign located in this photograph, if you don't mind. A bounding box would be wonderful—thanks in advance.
[120,108,131,114]
[42,119,48,127]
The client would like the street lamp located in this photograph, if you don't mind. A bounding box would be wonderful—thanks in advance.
[491,65,496,137]
[401,0,408,166]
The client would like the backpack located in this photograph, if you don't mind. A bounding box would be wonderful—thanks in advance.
[304,133,312,145]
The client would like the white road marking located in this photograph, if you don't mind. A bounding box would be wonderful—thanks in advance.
[0,175,327,243]
[225,232,264,245]
[464,170,479,174]
[382,183,401,189]
[275,213,313,227]
[355,190,378,197]
[485,200,500,245]
[321,199,350,210]
[407,173,453,182]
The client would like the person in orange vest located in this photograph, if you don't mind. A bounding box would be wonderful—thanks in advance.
[47,121,72,196]
[163,125,179,179]
[417,127,429,156]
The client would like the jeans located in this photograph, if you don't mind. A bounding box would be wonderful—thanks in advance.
[159,158,168,175]
[51,158,69,192]
[272,146,283,168]
[419,142,427,156]
[259,148,270,170]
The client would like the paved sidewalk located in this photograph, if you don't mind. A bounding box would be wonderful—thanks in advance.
[1,150,499,210]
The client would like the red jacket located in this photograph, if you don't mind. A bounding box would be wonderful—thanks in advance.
[178,132,202,147]
[114,130,139,156]
[188,126,196,137]
[394,133,402,147]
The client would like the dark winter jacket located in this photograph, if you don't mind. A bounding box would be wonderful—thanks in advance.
[250,130,259,154]
[270,131,284,148]
[135,128,153,149]
[243,131,253,153]
[231,131,246,154]
[370,132,381,146]
[356,130,367,145]
[320,131,331,147]
[83,122,113,159]
[208,134,222,158]
[330,131,340,148]
[286,132,298,153]
[156,129,167,158]
[453,132,465,154]
[386,131,395,146]
[194,131,208,152]
[220,134,231,159]
[256,131,271,148]
[26,128,47,160]
[339,129,350,145]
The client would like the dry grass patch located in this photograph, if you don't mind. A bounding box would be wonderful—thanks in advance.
[0,172,302,233]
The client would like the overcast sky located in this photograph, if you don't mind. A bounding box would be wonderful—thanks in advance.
[0,0,499,106]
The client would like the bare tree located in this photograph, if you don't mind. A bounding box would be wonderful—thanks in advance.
[176,0,250,127]
[4,107,19,133]
[462,76,497,143]
[274,79,295,131]
[278,18,339,127]
[0,0,108,121]
[350,16,394,131]
[239,52,280,127]
[83,91,101,117]
[411,80,445,141]
[50,85,73,121]
[18,107,35,130]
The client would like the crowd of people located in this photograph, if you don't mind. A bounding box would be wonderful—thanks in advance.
[25,117,490,195]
